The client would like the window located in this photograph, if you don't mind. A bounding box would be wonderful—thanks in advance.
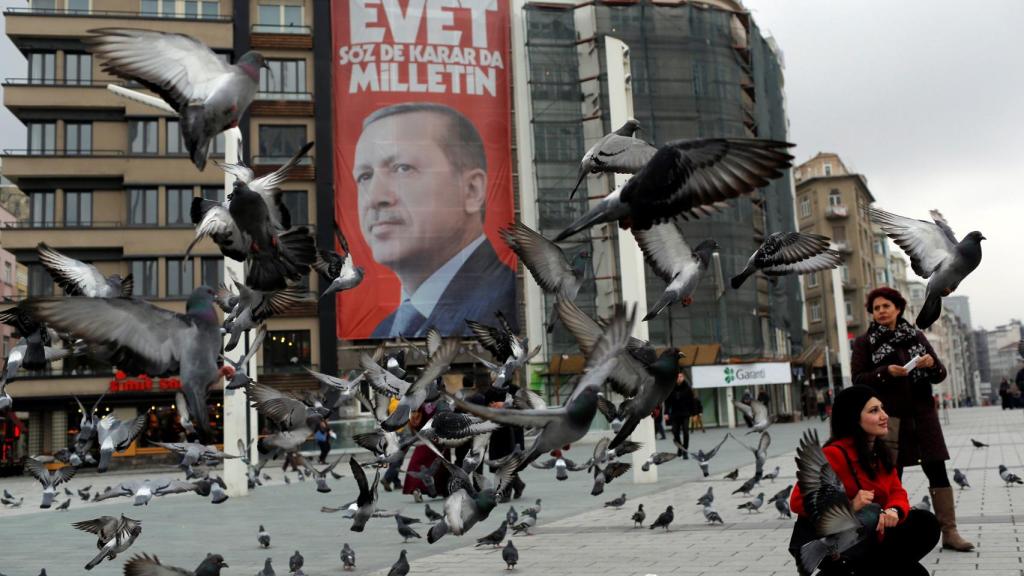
[28,264,55,296]
[185,0,219,18]
[166,187,193,226]
[30,0,56,10]
[828,189,842,206]
[841,264,850,282]
[27,122,56,154]
[873,239,884,255]
[844,300,853,320]
[258,125,306,163]
[129,119,158,154]
[27,52,55,84]
[799,196,811,218]
[65,52,91,84]
[258,3,303,31]
[166,258,193,297]
[128,188,158,225]
[831,225,846,243]
[264,330,311,372]
[66,0,90,12]
[260,60,306,96]
[806,272,818,288]
[875,269,887,286]
[281,190,307,225]
[129,259,158,297]
[65,122,92,155]
[64,191,92,227]
[30,191,55,228]
[809,301,822,323]
[166,120,187,156]
[201,257,223,288]
[823,163,833,176]
[201,186,223,203]
[3,262,11,285]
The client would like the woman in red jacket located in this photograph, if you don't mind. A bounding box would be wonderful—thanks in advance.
[788,386,939,575]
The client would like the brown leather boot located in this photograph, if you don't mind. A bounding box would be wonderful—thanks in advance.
[931,486,974,551]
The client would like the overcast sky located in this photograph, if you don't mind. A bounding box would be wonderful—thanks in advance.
[0,0,1019,329]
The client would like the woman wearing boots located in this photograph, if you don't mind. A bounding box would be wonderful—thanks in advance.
[788,386,940,575]
[851,286,973,552]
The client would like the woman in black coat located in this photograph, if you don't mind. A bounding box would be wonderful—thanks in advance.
[850,286,972,552]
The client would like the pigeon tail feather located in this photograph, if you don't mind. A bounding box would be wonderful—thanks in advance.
[915,293,942,330]
[183,104,210,171]
[730,267,755,289]
[642,292,675,322]
[799,538,829,575]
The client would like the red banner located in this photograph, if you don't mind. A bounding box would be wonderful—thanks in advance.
[332,0,517,340]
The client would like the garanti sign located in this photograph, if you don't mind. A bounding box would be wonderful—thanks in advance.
[692,362,792,389]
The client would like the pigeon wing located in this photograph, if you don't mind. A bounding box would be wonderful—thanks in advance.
[590,134,658,173]
[870,208,957,278]
[36,243,109,297]
[111,414,148,451]
[632,222,695,283]
[760,232,832,267]
[555,298,645,398]
[448,394,567,429]
[499,222,575,295]
[795,430,852,530]
[122,553,193,576]
[359,354,409,397]
[762,250,842,275]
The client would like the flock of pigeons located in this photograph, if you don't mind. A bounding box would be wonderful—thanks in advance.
[0,23,991,576]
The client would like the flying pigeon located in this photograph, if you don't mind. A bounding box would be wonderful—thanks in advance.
[696,487,714,507]
[724,468,739,480]
[380,338,462,432]
[730,232,841,289]
[77,485,93,501]
[257,525,270,548]
[871,208,984,329]
[86,28,267,170]
[388,550,409,576]
[395,514,422,543]
[971,438,988,448]
[570,118,657,198]
[25,457,77,508]
[1,492,22,507]
[94,479,175,506]
[953,468,970,489]
[257,557,275,576]
[289,550,304,573]
[72,395,106,461]
[250,381,330,454]
[731,431,772,477]
[464,321,541,389]
[348,456,381,532]
[36,242,133,298]
[499,222,588,333]
[640,451,679,472]
[588,439,636,496]
[703,505,724,524]
[424,503,444,523]
[73,514,142,570]
[475,520,508,547]
[313,226,364,301]
[678,434,730,477]
[632,223,718,320]
[999,465,1023,486]
[649,505,674,531]
[122,552,228,576]
[631,504,646,527]
[767,485,793,505]
[530,453,589,480]
[410,404,502,450]
[340,543,356,571]
[775,497,792,519]
[303,456,345,493]
[149,441,237,477]
[737,492,765,513]
[405,461,442,499]
[502,539,519,570]
[733,401,772,435]
[608,347,683,450]
[604,493,627,508]
[0,306,60,373]
[220,282,308,352]
[555,138,794,240]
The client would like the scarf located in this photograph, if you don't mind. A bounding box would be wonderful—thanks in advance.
[866,318,930,383]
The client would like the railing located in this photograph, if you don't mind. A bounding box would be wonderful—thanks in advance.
[252,155,314,166]
[256,91,313,101]
[3,78,121,87]
[251,24,312,35]
[4,7,232,21]
[832,241,851,254]
[2,220,122,229]
[1,149,124,156]
[826,205,848,219]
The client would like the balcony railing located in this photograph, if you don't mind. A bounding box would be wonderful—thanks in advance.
[4,7,231,21]
[252,155,314,166]
[2,149,124,157]
[826,205,848,219]
[3,220,122,229]
[251,24,312,35]
[4,78,123,87]
[256,91,313,101]
[832,241,852,254]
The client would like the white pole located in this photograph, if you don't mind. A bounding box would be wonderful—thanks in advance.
[831,266,852,389]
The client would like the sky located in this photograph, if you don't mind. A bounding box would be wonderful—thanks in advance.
[0,0,1020,329]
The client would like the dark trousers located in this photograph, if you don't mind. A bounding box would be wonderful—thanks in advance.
[317,441,330,464]
[672,416,689,455]
[654,415,666,439]
[898,460,950,488]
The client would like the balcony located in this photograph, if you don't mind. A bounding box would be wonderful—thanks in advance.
[251,92,314,117]
[250,24,313,50]
[3,78,131,118]
[1,149,225,187]
[826,205,849,219]
[253,155,315,180]
[5,7,232,49]
[832,241,852,254]
[0,219,196,254]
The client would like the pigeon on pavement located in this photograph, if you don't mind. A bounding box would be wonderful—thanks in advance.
[396,514,422,543]
[502,539,519,570]
[86,28,266,170]
[340,543,356,571]
[649,506,674,531]
[257,557,275,576]
[632,504,646,527]
[730,232,841,289]
[775,497,792,519]
[24,457,77,508]
[257,525,270,548]
[388,550,409,576]
[475,520,508,547]
[724,468,739,480]
[55,498,71,511]
[289,551,303,573]
[604,493,627,508]
[871,208,984,329]
[506,506,518,527]
[511,510,537,536]
[732,474,762,496]
[696,487,714,507]
[122,552,228,576]
[767,485,793,505]
[737,492,765,513]
[999,465,1023,486]
[570,118,656,198]
[73,514,142,570]
[953,468,970,489]
[632,223,717,320]
[36,242,133,298]
[703,506,724,524]
[761,465,781,482]
[971,438,988,448]
[1,490,23,507]
[424,503,443,523]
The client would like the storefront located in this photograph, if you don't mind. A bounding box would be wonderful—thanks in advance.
[692,361,796,428]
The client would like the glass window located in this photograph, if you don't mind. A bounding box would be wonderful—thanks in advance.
[67,0,90,12]
[128,188,158,226]
[129,119,158,154]
[64,191,92,227]
[281,190,307,225]
[258,4,279,25]
[166,258,194,297]
[809,301,821,323]
[799,196,811,218]
[201,0,219,18]
[27,122,56,154]
[3,262,12,285]
[831,225,846,243]
[201,186,223,203]
[30,191,55,228]
[259,3,302,28]
[31,0,56,10]
[27,52,55,84]
[260,60,306,94]
[823,163,833,176]
[844,300,853,319]
[65,122,92,155]
[129,259,158,297]
[166,120,187,156]
[141,0,158,14]
[806,272,818,288]
[264,330,311,372]
[841,264,850,282]
[258,125,306,162]
[829,189,842,206]
[875,269,887,286]
[166,187,193,226]
[28,264,55,296]
[64,52,91,84]
[201,257,223,288]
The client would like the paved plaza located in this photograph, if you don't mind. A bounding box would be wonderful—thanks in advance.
[2,405,1023,575]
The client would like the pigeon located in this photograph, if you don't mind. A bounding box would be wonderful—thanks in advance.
[464,324,541,390]
[999,465,1023,486]
[55,498,71,511]
[737,492,765,513]
[92,413,149,473]
[731,431,772,477]
[632,223,717,320]
[588,439,635,497]
[313,226,364,301]
[220,282,308,352]
[608,347,683,451]
[730,232,841,289]
[775,497,792,519]
[73,514,142,570]
[522,499,542,518]
[24,457,77,508]
[640,451,678,472]
[77,486,93,501]
[732,474,761,496]
[511,510,537,536]
[150,441,237,477]
[395,514,422,543]
[379,338,461,432]
[388,550,409,576]
[475,520,508,547]
[953,468,970,489]
[424,503,443,523]
[206,476,229,504]
[870,208,984,329]
[257,525,270,548]
[36,242,133,298]
[72,396,105,460]
[733,401,773,435]
[604,493,627,508]
[289,550,304,573]
[570,118,656,198]
[304,456,345,493]
[678,434,730,477]
[27,287,228,443]
[0,305,61,373]
[257,557,275,576]
[1,490,23,507]
[724,468,739,480]
[761,465,781,482]
[971,438,988,448]
[555,138,794,240]
[506,506,518,527]
[123,553,228,576]
[502,539,519,570]
[250,382,330,454]
[340,543,356,570]
[530,454,588,480]
[649,505,674,531]
[794,429,883,575]
[703,505,724,524]
[95,479,176,506]
[499,222,588,333]
[405,460,442,499]
[913,495,931,512]
[767,485,793,505]
[348,456,381,532]
[631,504,646,527]
[86,28,267,171]
[696,487,714,507]
[450,306,634,466]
